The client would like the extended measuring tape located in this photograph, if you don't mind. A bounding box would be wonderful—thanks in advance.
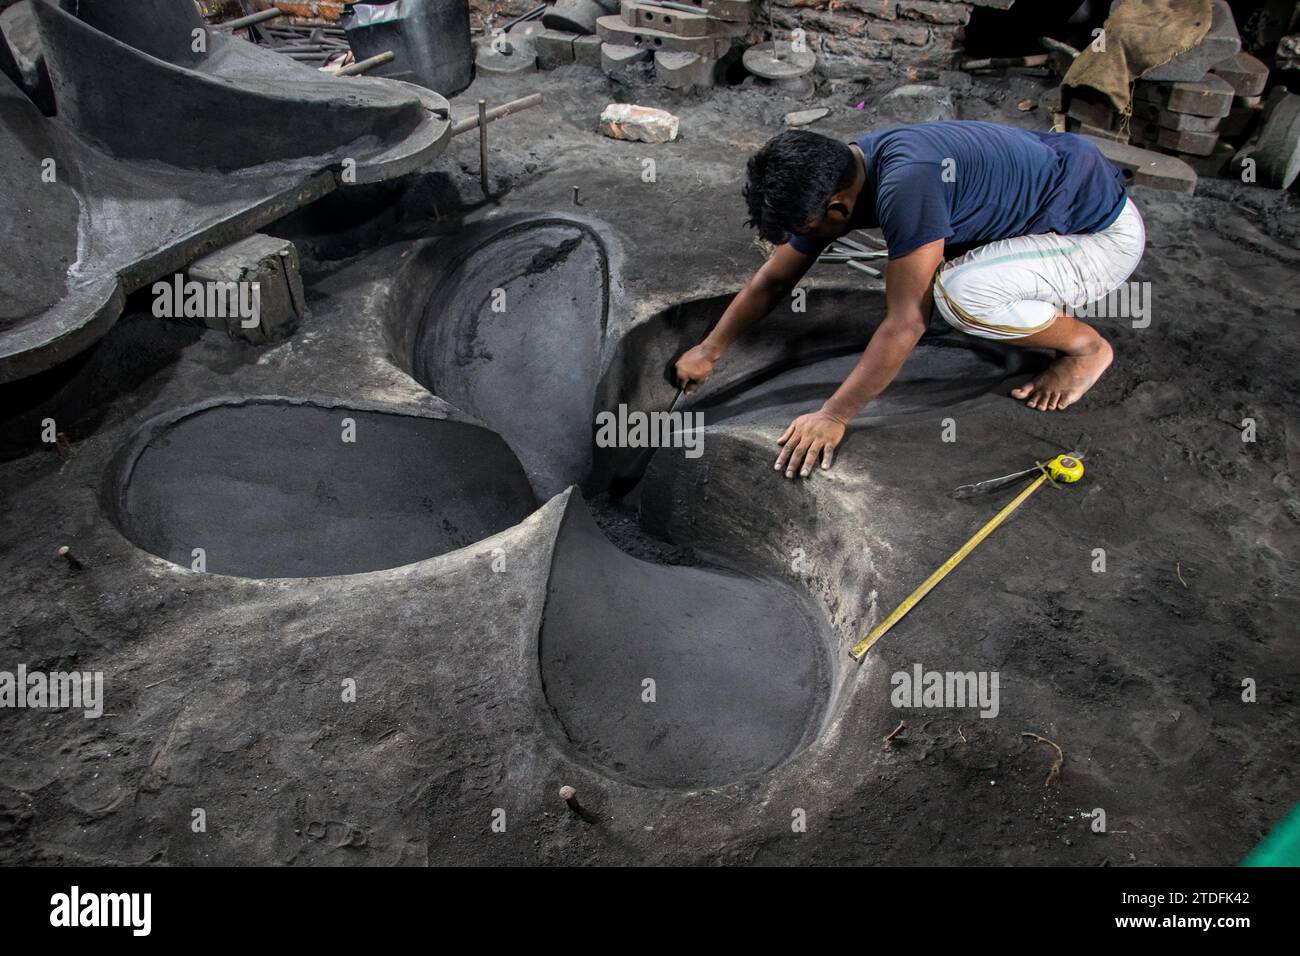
[849,454,1085,661]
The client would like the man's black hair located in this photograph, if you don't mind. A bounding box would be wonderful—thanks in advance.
[744,130,858,245]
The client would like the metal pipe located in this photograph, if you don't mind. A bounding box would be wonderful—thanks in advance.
[818,250,888,262]
[478,99,489,195]
[500,4,547,32]
[832,235,875,254]
[846,259,882,278]
[961,53,1049,71]
[220,8,285,30]
[336,50,395,76]
[450,93,544,136]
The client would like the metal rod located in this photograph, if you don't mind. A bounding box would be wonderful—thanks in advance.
[220,8,285,30]
[501,3,547,32]
[336,50,395,76]
[478,99,489,195]
[832,235,874,254]
[450,93,544,136]
[961,53,1049,71]
[1039,36,1081,59]
[818,250,888,262]
[846,259,882,278]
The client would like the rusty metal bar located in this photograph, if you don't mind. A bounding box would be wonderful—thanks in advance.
[449,93,544,136]
[478,99,489,195]
[220,8,285,30]
[337,51,395,76]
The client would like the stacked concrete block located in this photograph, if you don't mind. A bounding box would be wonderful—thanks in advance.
[538,0,747,86]
[1211,51,1269,145]
[1142,0,1240,81]
[1065,0,1272,184]
[594,1,751,89]
[535,0,617,70]
[1129,75,1232,157]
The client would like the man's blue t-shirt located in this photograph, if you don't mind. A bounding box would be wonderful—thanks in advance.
[789,121,1128,260]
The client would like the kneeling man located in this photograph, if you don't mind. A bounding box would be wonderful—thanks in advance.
[674,121,1145,478]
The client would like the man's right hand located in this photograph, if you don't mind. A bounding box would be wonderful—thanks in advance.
[675,343,720,393]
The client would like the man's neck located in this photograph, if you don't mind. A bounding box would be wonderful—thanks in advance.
[848,143,868,208]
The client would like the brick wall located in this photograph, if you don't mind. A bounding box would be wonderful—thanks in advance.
[770,0,994,79]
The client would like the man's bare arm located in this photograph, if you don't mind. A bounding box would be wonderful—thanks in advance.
[822,239,945,421]
[775,239,945,478]
[676,243,817,391]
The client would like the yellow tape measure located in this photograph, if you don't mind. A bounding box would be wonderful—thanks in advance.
[849,454,1084,661]
[1046,454,1084,484]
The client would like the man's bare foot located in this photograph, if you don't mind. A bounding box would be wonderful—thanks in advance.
[1011,337,1113,411]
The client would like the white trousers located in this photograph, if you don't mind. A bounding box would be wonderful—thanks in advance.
[932,197,1147,340]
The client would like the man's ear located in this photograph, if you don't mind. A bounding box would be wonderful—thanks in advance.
[826,199,850,222]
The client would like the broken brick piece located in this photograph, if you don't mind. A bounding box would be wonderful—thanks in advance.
[599,102,680,143]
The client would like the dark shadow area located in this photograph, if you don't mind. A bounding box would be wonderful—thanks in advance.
[268,170,475,271]
[964,0,1106,58]
[0,310,202,462]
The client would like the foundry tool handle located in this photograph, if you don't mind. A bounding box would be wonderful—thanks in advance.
[450,94,545,135]
[220,8,285,30]
[951,465,1040,499]
[849,454,1085,660]
[337,51,395,76]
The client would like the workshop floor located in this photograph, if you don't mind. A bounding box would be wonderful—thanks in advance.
[1,64,1297,865]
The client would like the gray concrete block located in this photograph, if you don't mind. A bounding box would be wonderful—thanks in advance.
[1131,99,1222,132]
[1143,0,1240,82]
[654,49,714,89]
[543,0,608,35]
[597,13,725,55]
[1156,126,1220,156]
[1066,96,1117,131]
[623,2,711,37]
[1135,74,1233,118]
[186,234,305,344]
[536,28,577,70]
[1084,135,1197,194]
[1210,51,1268,98]
[601,41,651,76]
[574,34,604,68]
[1067,117,1127,143]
